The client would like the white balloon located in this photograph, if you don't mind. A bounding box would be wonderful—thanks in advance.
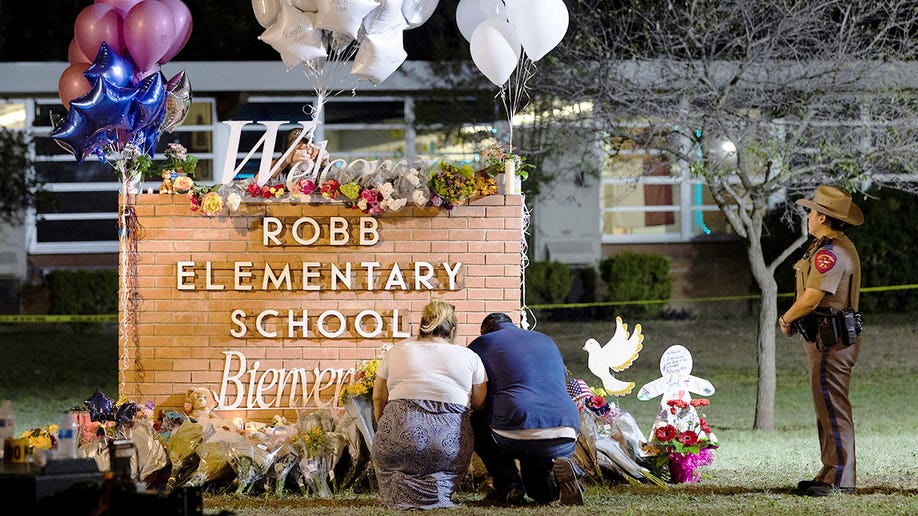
[259,2,326,69]
[469,18,521,87]
[351,28,408,84]
[455,0,505,42]
[364,0,408,34]
[402,0,438,29]
[252,0,282,29]
[315,0,380,39]
[507,0,569,61]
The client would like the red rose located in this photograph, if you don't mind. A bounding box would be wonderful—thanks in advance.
[690,398,710,407]
[654,425,677,442]
[678,430,699,446]
[589,395,606,409]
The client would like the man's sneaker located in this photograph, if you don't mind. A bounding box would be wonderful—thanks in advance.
[552,457,584,506]
[804,483,856,497]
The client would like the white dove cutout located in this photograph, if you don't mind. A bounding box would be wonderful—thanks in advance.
[583,316,644,395]
[637,345,715,408]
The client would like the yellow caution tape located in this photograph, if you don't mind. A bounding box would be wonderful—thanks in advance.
[528,283,918,310]
[1,284,915,320]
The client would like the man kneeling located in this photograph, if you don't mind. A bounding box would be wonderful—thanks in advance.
[469,313,584,505]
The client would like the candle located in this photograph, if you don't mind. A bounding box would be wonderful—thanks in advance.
[504,159,516,195]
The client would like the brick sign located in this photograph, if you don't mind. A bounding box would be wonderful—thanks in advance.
[123,195,522,422]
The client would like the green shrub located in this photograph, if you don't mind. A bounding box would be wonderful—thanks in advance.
[525,260,574,305]
[599,251,672,319]
[45,269,118,315]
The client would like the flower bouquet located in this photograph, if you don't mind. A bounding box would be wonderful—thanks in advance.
[227,440,278,495]
[644,398,717,483]
[184,440,231,488]
[163,420,204,491]
[429,161,475,209]
[294,425,333,498]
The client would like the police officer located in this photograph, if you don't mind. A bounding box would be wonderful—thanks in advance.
[779,185,863,497]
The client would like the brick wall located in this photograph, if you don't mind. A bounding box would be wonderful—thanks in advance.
[123,194,523,422]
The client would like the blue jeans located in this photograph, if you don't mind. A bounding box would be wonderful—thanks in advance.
[474,424,577,503]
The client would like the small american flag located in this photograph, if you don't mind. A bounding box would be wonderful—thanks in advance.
[567,378,592,403]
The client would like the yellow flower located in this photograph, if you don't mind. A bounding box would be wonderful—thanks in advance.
[200,191,224,216]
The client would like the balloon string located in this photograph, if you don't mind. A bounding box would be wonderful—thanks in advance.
[520,192,535,330]
[118,178,144,399]
[303,33,360,113]
[499,55,536,151]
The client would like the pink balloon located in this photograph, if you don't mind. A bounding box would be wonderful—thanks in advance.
[58,63,92,110]
[123,0,177,72]
[67,39,91,65]
[158,0,193,64]
[96,0,144,17]
[74,4,126,58]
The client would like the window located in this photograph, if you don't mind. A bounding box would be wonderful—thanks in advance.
[600,126,732,243]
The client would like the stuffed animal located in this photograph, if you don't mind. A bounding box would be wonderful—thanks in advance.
[159,170,174,194]
[183,387,215,421]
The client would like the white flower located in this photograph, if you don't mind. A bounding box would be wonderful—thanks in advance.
[386,198,407,211]
[357,199,368,211]
[412,189,427,207]
[378,182,394,200]
[406,170,421,187]
[227,192,242,212]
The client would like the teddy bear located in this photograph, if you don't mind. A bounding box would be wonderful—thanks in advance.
[183,387,216,422]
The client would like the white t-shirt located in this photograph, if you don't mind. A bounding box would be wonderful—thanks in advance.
[377,339,487,406]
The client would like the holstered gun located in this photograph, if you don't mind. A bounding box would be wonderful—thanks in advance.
[794,308,863,349]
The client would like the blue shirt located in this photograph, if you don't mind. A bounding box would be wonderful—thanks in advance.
[468,322,581,432]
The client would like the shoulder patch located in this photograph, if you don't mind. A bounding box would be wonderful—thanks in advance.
[813,249,837,273]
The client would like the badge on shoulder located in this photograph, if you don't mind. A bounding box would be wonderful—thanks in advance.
[813,249,837,273]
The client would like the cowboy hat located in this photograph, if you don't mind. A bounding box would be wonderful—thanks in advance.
[795,185,864,226]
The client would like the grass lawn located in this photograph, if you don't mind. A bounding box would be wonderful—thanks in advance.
[1,311,916,515]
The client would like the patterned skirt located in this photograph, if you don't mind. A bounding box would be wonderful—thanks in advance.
[372,399,473,510]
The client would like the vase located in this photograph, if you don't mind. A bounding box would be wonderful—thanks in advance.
[667,451,701,483]
[126,170,143,195]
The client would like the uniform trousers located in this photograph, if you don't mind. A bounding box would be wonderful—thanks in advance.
[804,337,860,488]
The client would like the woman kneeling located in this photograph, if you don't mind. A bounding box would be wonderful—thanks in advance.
[372,298,488,509]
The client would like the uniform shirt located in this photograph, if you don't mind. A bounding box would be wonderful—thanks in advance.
[794,235,860,310]
[377,339,487,407]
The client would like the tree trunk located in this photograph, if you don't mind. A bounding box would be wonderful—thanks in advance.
[746,238,778,431]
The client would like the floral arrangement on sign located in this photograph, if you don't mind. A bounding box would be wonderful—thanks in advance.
[154,143,199,194]
[643,398,718,483]
[172,139,528,217]
[480,140,533,182]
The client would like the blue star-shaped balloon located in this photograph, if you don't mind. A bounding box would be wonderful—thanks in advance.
[83,41,136,89]
[69,76,138,134]
[84,388,116,423]
[131,72,166,133]
[51,109,114,162]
